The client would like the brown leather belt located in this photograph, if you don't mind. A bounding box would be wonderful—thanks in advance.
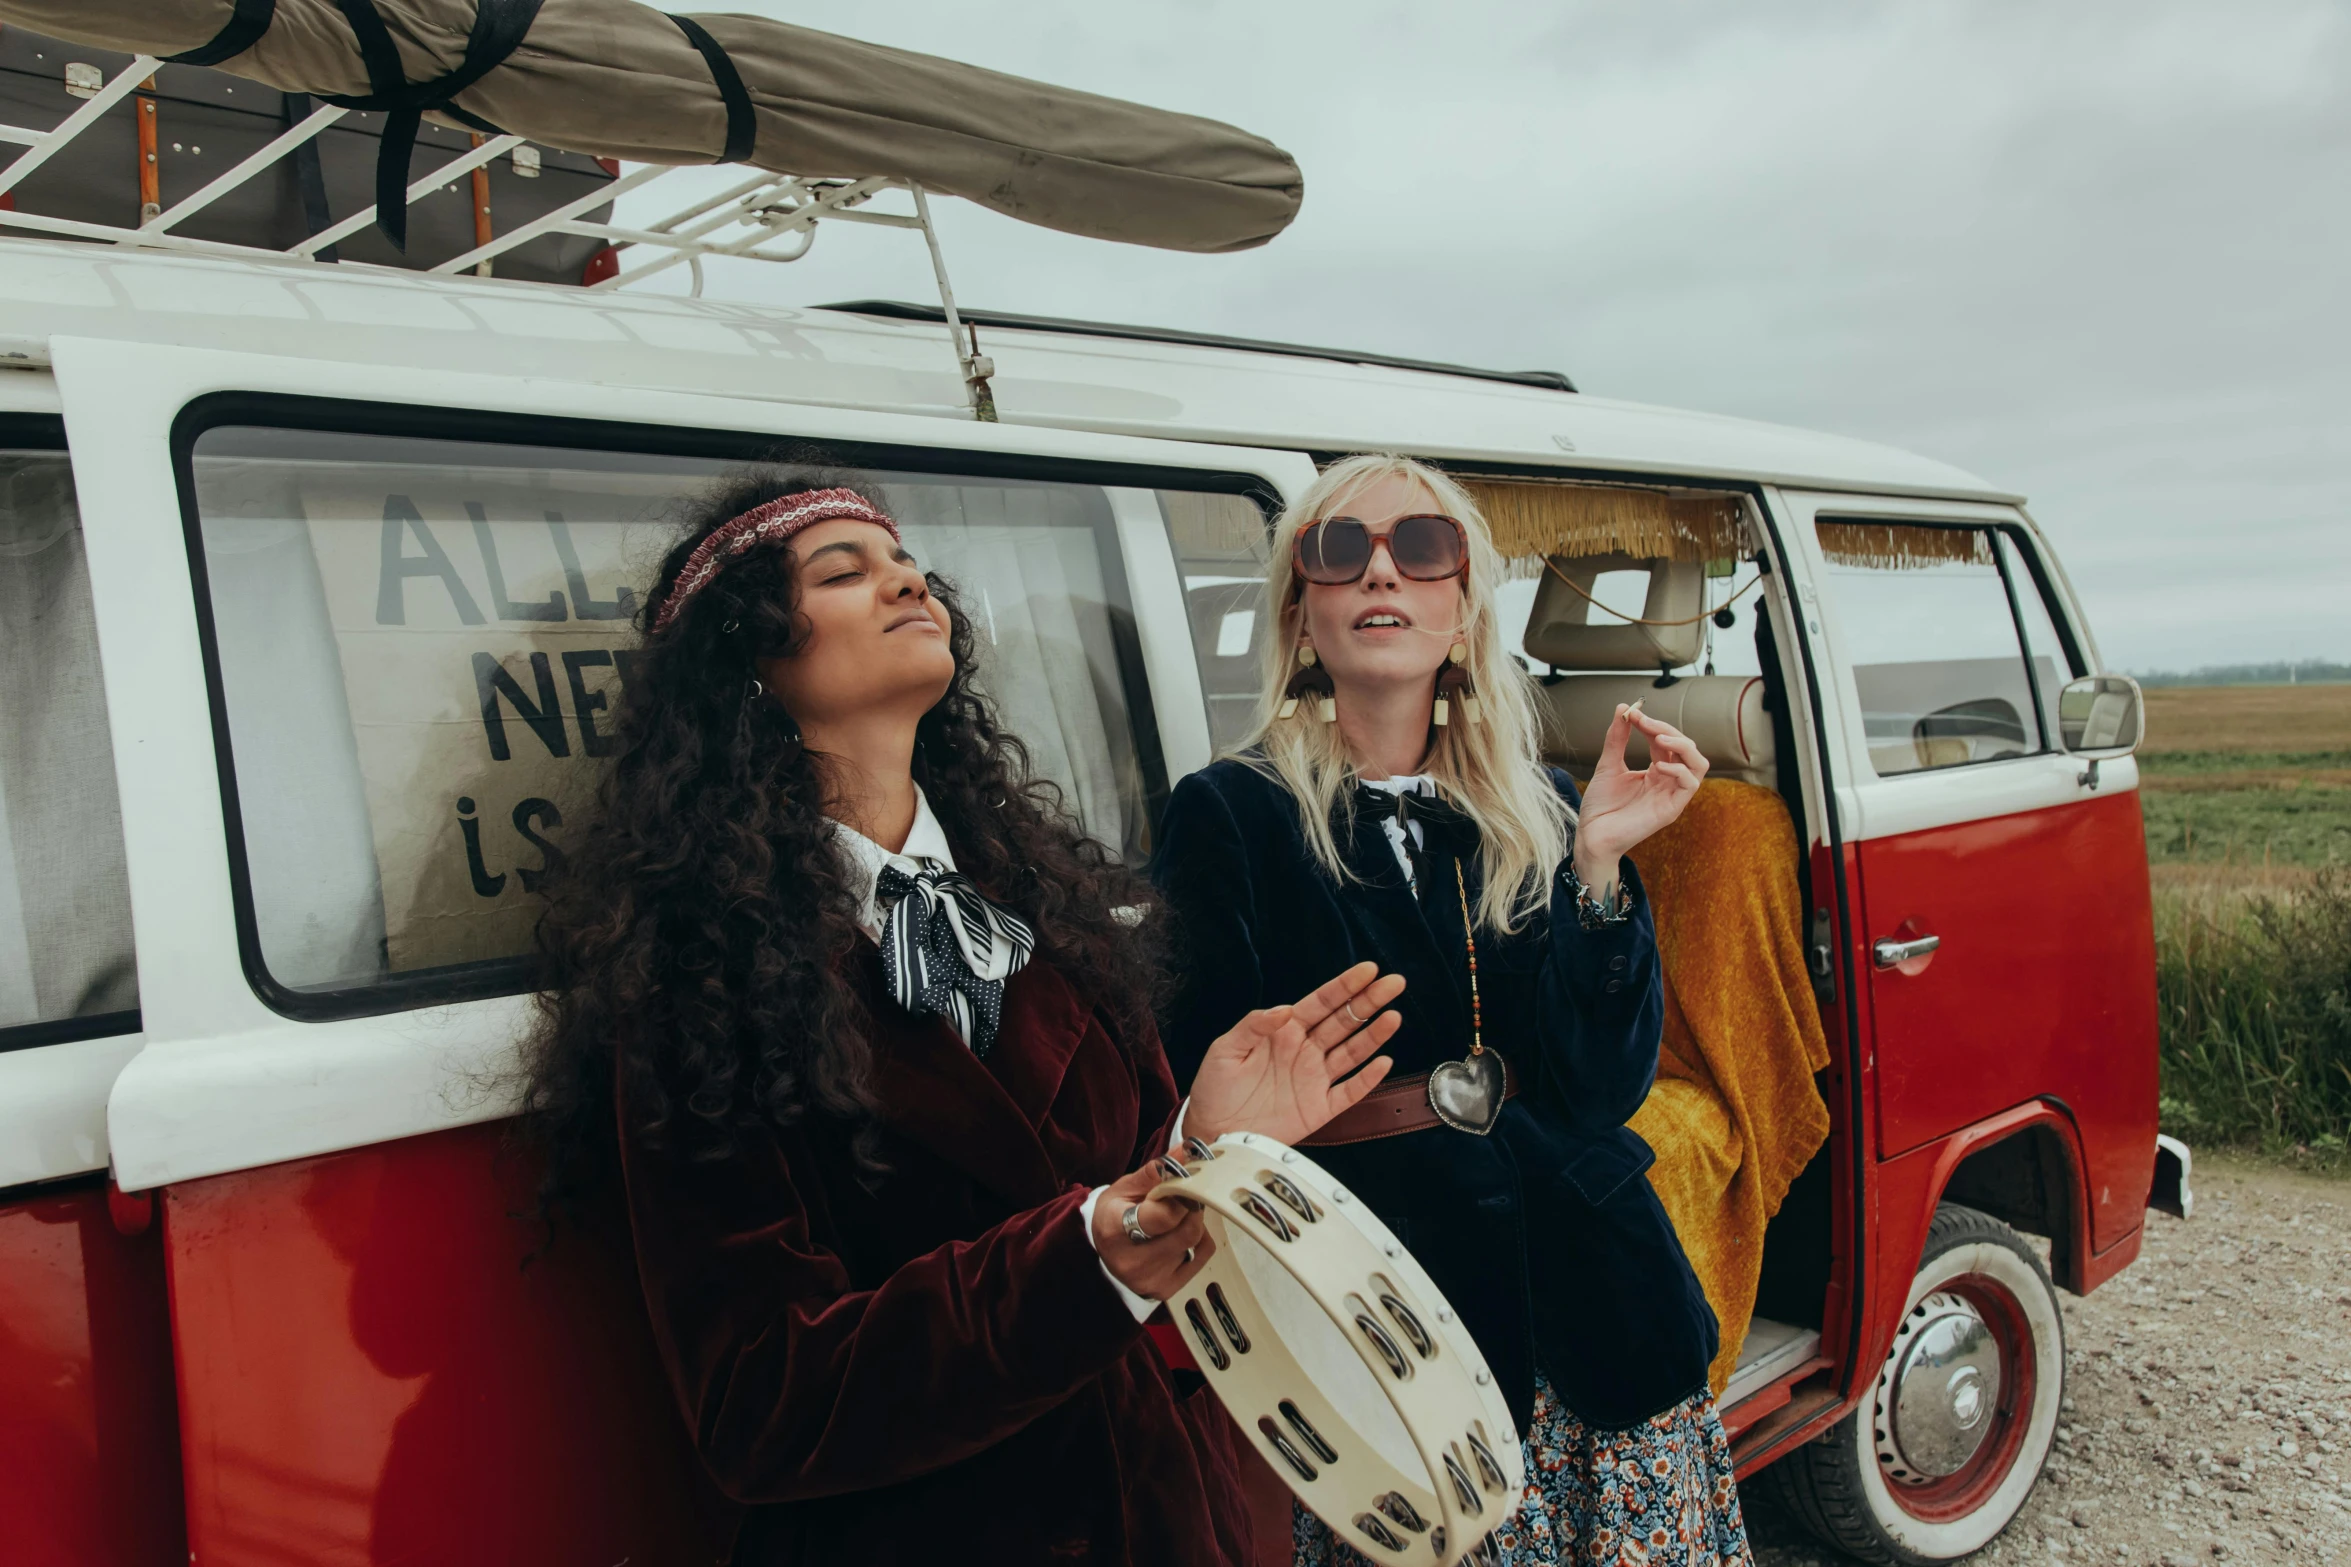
[1299,1071,1519,1146]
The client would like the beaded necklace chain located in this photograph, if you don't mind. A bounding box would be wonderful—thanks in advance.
[1452,857,1485,1060]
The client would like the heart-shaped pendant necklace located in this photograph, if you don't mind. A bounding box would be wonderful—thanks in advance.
[1427,857,1508,1135]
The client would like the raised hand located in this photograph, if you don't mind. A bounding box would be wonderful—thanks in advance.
[1185,961,1404,1147]
[1575,702,1709,874]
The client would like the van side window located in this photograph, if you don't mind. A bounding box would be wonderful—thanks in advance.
[1160,491,1274,754]
[182,421,1227,1018]
[1995,533,2084,732]
[0,445,141,1046]
[1815,520,2077,778]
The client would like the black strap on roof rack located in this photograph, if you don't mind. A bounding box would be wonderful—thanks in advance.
[166,0,278,68]
[817,300,1578,394]
[322,0,546,251]
[282,91,340,263]
[668,15,757,165]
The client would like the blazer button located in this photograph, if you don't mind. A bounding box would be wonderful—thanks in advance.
[1604,977,1623,993]
[1608,954,1628,973]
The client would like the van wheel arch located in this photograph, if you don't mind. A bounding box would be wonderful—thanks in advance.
[1936,1120,2084,1292]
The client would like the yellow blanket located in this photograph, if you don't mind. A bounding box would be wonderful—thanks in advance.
[1626,779,1831,1391]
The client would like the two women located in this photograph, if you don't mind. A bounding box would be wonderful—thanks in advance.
[521,469,1405,1564]
[527,452,1747,1565]
[1152,455,1752,1566]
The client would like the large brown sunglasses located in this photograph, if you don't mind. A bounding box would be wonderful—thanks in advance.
[1292,513,1470,586]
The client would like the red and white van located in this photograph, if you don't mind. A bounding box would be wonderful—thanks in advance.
[0,213,2181,1566]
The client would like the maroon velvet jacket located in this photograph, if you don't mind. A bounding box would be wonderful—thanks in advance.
[619,947,1254,1566]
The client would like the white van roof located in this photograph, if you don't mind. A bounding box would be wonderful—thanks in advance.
[0,238,2017,504]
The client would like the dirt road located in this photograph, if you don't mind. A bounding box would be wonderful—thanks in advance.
[1747,1156,2351,1565]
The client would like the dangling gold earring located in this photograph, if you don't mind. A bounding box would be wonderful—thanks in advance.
[1433,641,1480,727]
[1278,637,1337,722]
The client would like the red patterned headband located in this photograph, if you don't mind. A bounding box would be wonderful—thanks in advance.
[652,488,902,633]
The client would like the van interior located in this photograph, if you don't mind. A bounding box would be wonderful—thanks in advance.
[1497,480,1836,1414]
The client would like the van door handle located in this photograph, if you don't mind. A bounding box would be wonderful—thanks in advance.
[1873,934,1941,969]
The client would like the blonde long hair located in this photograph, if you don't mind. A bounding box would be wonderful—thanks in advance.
[1239,454,1572,934]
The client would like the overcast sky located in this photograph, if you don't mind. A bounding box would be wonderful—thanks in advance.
[627,0,2349,674]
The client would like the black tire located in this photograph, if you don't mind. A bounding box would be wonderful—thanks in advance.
[1763,1203,2065,1565]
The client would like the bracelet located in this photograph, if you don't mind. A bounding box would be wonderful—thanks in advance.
[1559,847,1636,930]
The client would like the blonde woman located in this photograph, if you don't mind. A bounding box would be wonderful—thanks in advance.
[1151,455,1749,1567]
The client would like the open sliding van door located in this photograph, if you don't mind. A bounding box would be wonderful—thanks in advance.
[51,332,1310,1567]
[1763,488,2158,1556]
[1777,491,2157,1283]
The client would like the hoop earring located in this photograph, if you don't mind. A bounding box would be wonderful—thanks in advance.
[1433,641,1480,728]
[1277,637,1337,723]
[747,677,806,760]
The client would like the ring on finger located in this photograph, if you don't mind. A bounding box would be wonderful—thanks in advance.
[1184,1246,1197,1267]
[1342,999,1368,1025]
[1121,1202,1155,1245]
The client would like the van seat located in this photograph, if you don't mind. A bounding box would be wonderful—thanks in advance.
[1540,674,1776,790]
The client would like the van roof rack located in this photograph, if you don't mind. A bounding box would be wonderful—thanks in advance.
[0,47,1011,420]
[816,301,1579,394]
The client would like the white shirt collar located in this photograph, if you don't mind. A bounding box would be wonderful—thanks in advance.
[829,787,957,943]
[1357,773,1435,796]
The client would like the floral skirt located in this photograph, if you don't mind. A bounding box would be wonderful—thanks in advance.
[1292,1376,1753,1567]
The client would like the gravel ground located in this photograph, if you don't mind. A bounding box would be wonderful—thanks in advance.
[1746,1155,2351,1566]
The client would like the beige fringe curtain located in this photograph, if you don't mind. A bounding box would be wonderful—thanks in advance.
[1814,521,1991,571]
[1460,479,1748,565]
[1448,482,1992,572]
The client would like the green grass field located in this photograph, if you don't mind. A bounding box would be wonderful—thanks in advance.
[2135,687,2351,1158]
[2139,748,2351,870]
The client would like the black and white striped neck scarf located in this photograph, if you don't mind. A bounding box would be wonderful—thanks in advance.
[876,861,1037,1056]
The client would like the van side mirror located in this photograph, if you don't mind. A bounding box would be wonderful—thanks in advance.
[2056,673,2143,789]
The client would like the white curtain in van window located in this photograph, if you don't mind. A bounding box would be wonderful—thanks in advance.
[0,454,139,1026]
[193,488,390,993]
[886,481,1138,858]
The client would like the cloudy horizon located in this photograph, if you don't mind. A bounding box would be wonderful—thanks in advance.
[618,0,2349,675]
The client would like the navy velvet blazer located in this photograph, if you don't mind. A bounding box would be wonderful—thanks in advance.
[1151,758,1718,1431]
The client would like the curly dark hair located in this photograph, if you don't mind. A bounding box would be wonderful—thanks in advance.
[518,459,1163,1215]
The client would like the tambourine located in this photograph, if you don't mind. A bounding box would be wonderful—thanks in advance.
[1150,1132,1523,1567]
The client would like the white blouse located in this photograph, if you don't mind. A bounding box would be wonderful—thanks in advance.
[1357,772,1438,890]
[827,786,1170,1322]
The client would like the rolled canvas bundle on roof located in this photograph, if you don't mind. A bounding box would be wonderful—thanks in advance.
[0,0,1302,253]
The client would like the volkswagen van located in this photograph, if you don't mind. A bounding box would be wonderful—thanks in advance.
[1,168,2180,1567]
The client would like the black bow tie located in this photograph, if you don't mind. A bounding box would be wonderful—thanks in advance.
[1353,783,1477,899]
[1354,783,1474,843]
[876,862,1037,1056]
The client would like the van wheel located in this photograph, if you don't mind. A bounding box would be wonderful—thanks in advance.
[1766,1203,2064,1564]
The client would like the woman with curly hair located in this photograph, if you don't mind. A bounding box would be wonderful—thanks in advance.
[520,462,1403,1566]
